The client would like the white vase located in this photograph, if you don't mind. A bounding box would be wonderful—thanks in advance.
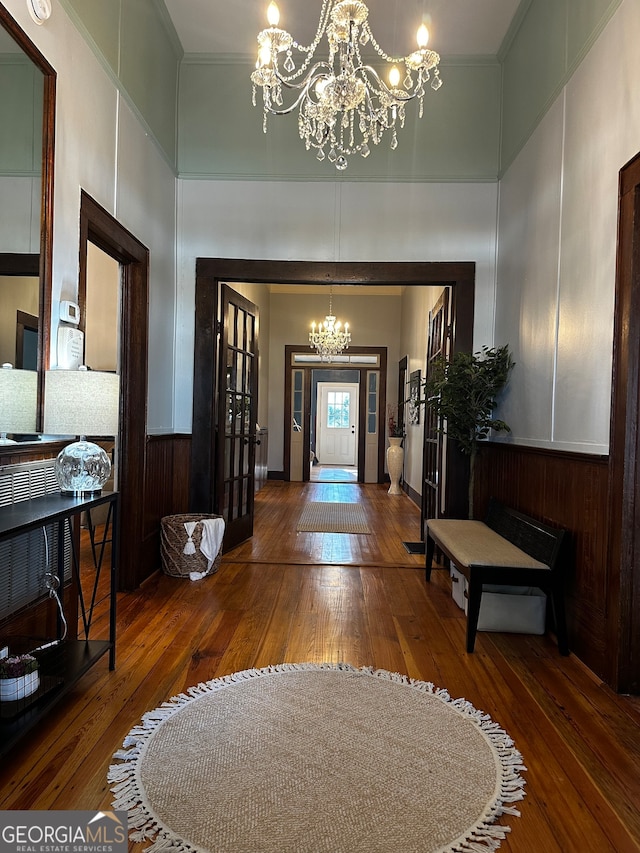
[386,437,404,495]
[0,670,40,702]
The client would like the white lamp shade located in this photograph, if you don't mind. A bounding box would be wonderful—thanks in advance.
[44,370,120,436]
[0,368,38,433]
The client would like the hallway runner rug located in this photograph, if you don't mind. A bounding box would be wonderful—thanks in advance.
[296,501,371,533]
[109,663,527,853]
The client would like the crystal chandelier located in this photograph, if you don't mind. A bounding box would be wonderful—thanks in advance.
[309,288,351,362]
[251,0,442,170]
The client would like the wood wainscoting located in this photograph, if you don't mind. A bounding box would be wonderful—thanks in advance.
[474,442,609,683]
[140,434,192,585]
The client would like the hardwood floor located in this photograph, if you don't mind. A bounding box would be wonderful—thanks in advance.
[1,480,640,852]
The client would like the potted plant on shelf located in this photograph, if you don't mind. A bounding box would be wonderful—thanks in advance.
[423,344,514,518]
[0,653,40,702]
[386,404,405,495]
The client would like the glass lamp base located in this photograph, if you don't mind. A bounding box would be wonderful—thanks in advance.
[55,439,111,496]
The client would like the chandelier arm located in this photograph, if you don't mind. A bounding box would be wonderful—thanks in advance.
[272,59,334,91]
[262,62,334,116]
[266,63,416,115]
[346,35,420,103]
[263,88,311,117]
[355,65,417,103]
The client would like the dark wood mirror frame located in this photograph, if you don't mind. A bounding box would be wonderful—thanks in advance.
[0,2,56,446]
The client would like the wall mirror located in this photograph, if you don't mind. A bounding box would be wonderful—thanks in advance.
[0,2,55,445]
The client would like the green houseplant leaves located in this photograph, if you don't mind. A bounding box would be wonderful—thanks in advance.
[424,345,514,517]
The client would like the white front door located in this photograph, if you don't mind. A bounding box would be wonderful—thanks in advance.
[316,383,358,465]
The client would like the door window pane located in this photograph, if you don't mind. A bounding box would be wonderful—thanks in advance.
[235,307,244,348]
[292,369,303,432]
[327,391,350,428]
[367,371,378,434]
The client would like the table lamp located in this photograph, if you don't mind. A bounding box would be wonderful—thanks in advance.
[44,367,120,495]
[0,364,38,444]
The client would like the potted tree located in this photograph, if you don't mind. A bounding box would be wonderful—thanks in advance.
[423,345,514,518]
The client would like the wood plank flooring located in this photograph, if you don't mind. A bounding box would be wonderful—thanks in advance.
[1,480,640,852]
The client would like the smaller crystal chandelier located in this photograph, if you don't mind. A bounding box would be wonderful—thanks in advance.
[251,0,442,170]
[309,287,351,362]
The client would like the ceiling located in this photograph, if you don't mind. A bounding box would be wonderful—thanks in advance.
[164,0,523,60]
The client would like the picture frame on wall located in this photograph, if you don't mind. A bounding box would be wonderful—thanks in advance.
[409,370,421,425]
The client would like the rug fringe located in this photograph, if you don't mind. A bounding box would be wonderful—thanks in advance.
[108,662,527,853]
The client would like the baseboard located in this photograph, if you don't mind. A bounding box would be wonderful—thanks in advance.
[403,482,421,509]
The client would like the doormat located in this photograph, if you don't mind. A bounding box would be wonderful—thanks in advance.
[403,541,425,554]
[296,502,370,533]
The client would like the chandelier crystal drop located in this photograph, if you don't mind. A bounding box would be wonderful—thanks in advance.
[251,0,443,170]
[309,288,351,362]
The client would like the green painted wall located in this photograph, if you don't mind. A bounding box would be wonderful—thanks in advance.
[500,0,621,171]
[61,0,181,166]
[55,0,623,180]
[0,55,42,175]
[178,59,501,182]
[65,0,120,73]
[120,0,179,162]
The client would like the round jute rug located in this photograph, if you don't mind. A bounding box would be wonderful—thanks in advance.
[109,663,526,853]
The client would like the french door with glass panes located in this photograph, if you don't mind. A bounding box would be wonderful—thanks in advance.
[421,288,449,536]
[216,285,259,549]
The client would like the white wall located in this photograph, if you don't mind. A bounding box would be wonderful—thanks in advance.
[176,180,500,456]
[11,0,634,460]
[398,286,446,495]
[495,0,640,455]
[3,0,177,433]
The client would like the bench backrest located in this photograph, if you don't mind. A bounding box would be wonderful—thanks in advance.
[485,498,566,570]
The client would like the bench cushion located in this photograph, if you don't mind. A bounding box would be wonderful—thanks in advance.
[427,519,550,570]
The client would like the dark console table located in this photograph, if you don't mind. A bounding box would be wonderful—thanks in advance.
[0,490,118,756]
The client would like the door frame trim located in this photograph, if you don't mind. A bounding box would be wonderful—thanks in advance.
[78,191,149,591]
[284,346,387,482]
[192,259,475,512]
[607,151,640,692]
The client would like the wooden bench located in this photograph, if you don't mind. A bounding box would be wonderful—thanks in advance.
[425,499,569,655]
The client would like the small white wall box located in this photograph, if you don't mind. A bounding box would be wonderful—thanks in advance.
[57,326,84,370]
[60,300,80,324]
[465,584,547,634]
[450,564,466,610]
